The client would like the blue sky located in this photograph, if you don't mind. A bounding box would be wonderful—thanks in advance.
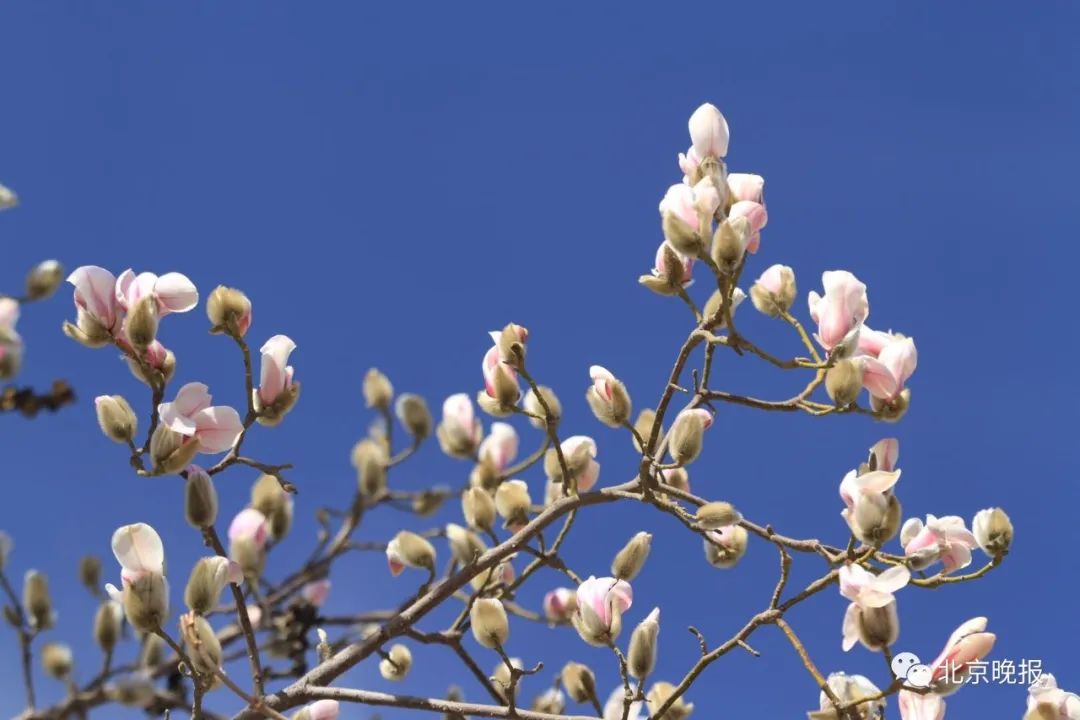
[1,2,1078,718]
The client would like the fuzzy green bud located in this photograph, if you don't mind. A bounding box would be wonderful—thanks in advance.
[95,394,138,444]
[470,598,509,648]
[462,487,496,533]
[25,260,64,301]
[363,368,394,411]
[184,467,218,529]
[628,608,660,680]
[379,643,413,681]
[560,661,597,704]
[612,531,652,581]
[23,570,54,630]
[395,393,432,440]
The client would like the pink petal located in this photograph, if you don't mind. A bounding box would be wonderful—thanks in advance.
[192,406,244,454]
[111,523,165,575]
[68,265,118,326]
[228,509,269,547]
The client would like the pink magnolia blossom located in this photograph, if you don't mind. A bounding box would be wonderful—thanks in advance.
[301,700,340,720]
[727,173,764,203]
[482,345,519,398]
[898,689,946,720]
[839,564,910,610]
[576,576,633,636]
[838,466,901,536]
[869,437,899,472]
[856,325,899,357]
[928,617,996,695]
[808,271,869,353]
[678,145,703,182]
[105,523,167,601]
[659,181,719,234]
[301,579,331,608]
[543,587,576,624]
[478,422,518,471]
[257,334,297,405]
[228,509,270,550]
[115,269,198,315]
[652,241,695,287]
[755,264,790,295]
[68,265,121,330]
[901,515,978,574]
[158,382,244,454]
[727,200,768,254]
[1027,674,1080,719]
[589,365,617,402]
[441,393,483,448]
[688,103,729,159]
[561,435,600,491]
[863,336,917,402]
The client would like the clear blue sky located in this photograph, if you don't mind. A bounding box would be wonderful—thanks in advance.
[1,3,1077,718]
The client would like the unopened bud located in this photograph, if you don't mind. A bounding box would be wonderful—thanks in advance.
[611,532,652,581]
[0,183,18,210]
[851,494,902,546]
[463,487,496,532]
[523,386,561,430]
[657,467,690,494]
[647,681,695,720]
[127,346,175,387]
[94,601,123,652]
[352,439,388,497]
[586,366,632,428]
[122,572,169,633]
[0,532,10,572]
[492,657,523,701]
[445,524,487,565]
[206,286,252,336]
[251,474,293,541]
[749,264,796,317]
[25,260,64,301]
[412,489,448,517]
[106,673,158,707]
[632,409,658,453]
[386,531,436,575]
[628,608,660,679]
[469,459,500,493]
[494,480,532,531]
[95,395,138,444]
[378,643,413,681]
[184,466,219,528]
[63,308,113,349]
[826,360,864,407]
[855,603,899,651]
[78,555,102,593]
[695,502,742,530]
[180,612,222,681]
[668,409,713,466]
[363,369,394,410]
[494,323,527,368]
[973,508,1013,557]
[149,425,200,476]
[703,288,747,328]
[661,208,704,257]
[139,633,164,668]
[532,688,566,715]
[395,393,432,440]
[704,526,749,569]
[560,661,597,704]
[126,295,159,350]
[711,216,751,269]
[41,642,74,679]
[872,388,911,423]
[23,570,54,630]
[470,598,509,648]
[185,557,238,615]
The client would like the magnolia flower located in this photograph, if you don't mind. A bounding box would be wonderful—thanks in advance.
[838,564,910,652]
[543,587,577,624]
[860,336,917,403]
[651,241,695,288]
[727,200,768,254]
[927,617,996,695]
[688,102,729,159]
[560,435,601,491]
[659,181,720,235]
[68,265,121,331]
[301,579,331,607]
[1027,674,1080,719]
[478,422,518,472]
[228,509,270,549]
[809,672,884,719]
[727,173,764,203]
[106,524,169,632]
[587,365,631,427]
[256,334,298,406]
[437,393,483,457]
[808,271,869,353]
[838,465,901,543]
[868,437,899,472]
[114,269,198,315]
[573,576,633,645]
[603,683,644,720]
[158,382,244,454]
[898,690,946,720]
[901,515,978,574]
[481,344,520,407]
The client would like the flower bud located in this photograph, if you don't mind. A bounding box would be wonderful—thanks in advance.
[395,393,432,440]
[523,386,561,429]
[149,425,200,476]
[127,345,175,387]
[851,494,902,546]
[532,688,566,715]
[106,672,158,707]
[493,323,528,368]
[647,681,694,720]
[469,459,500,493]
[251,473,293,541]
[695,502,742,530]
[139,633,164,668]
[0,183,16,210]
[94,601,123,652]
[78,555,102,593]
[871,387,911,423]
[23,570,54,630]
[611,532,652,581]
[668,409,713,466]
[628,608,660,680]
[0,532,10,573]
[412,489,448,517]
[573,576,632,646]
[586,366,632,428]
[363,368,394,410]
[470,558,515,593]
[470,598,509,648]
[854,602,900,651]
[122,572,169,634]
[446,523,487,565]
[973,508,1013,557]
[379,643,413,681]
[495,480,532,532]
[703,525,748,569]
[711,216,751,269]
[25,260,64,301]
[185,557,240,615]
[352,438,388,497]
[291,700,341,720]
[179,612,222,681]
[749,264,796,317]
[125,295,159,350]
[543,588,577,624]
[41,642,74,679]
[492,657,523,701]
[63,308,113,349]
[95,395,138,444]
[560,661,597,704]
[632,409,658,453]
[702,287,746,330]
[826,359,864,407]
[206,286,252,336]
[437,393,484,458]
[463,487,496,532]
[386,531,436,576]
[184,466,219,528]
